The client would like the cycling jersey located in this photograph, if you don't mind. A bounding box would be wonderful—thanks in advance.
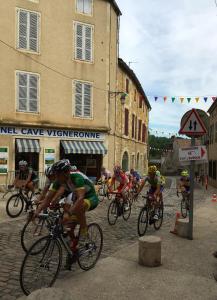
[113,172,129,185]
[50,172,99,210]
[180,177,190,192]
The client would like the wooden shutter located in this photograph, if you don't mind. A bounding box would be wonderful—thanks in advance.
[29,12,39,52]
[75,23,83,60]
[125,109,129,136]
[138,120,142,141]
[29,74,38,112]
[83,83,91,117]
[18,73,28,111]
[132,114,135,138]
[135,116,137,140]
[18,10,28,49]
[75,82,83,117]
[142,124,147,143]
[84,25,92,61]
[139,95,143,108]
[126,79,129,93]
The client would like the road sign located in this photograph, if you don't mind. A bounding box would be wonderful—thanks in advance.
[179,146,207,162]
[179,109,207,136]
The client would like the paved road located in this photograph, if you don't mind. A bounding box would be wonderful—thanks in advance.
[0,178,211,299]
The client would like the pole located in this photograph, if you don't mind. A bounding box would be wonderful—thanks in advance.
[188,137,195,240]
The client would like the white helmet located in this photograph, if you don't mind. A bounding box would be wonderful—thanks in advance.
[71,165,77,171]
[45,166,54,177]
[19,160,28,167]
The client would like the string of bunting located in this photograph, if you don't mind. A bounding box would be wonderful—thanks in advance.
[149,128,180,137]
[149,96,217,103]
[150,147,173,153]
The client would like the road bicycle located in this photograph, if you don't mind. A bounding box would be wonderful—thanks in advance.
[177,190,190,218]
[107,192,131,225]
[137,193,164,237]
[20,210,103,296]
[6,187,40,218]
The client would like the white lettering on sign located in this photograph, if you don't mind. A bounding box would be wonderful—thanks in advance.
[179,146,207,162]
[0,126,104,141]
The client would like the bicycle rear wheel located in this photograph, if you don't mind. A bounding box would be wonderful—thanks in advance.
[20,236,62,296]
[107,200,118,225]
[154,203,164,230]
[21,217,49,253]
[77,223,103,271]
[6,193,24,218]
[137,207,148,237]
[181,198,188,218]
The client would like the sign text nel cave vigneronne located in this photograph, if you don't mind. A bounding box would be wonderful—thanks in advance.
[0,126,104,140]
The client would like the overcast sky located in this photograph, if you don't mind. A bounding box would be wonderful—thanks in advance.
[116,0,217,136]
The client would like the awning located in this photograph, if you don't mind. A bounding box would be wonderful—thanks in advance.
[16,139,40,153]
[61,140,107,155]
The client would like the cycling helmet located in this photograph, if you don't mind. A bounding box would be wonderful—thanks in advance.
[19,160,28,167]
[52,160,71,173]
[181,170,189,177]
[148,165,157,174]
[71,165,77,171]
[45,166,54,177]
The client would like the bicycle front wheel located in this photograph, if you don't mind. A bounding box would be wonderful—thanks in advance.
[78,223,103,271]
[6,193,24,218]
[20,236,62,296]
[181,199,188,218]
[107,200,118,225]
[137,207,148,237]
[122,200,131,221]
[154,203,164,230]
[21,217,49,253]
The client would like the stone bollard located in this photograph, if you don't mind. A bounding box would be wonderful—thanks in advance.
[138,235,162,267]
[177,219,189,238]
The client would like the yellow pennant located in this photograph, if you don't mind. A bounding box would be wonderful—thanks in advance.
[195,97,200,103]
[180,97,184,103]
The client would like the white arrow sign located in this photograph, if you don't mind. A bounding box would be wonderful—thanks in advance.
[179,146,208,162]
[179,109,207,136]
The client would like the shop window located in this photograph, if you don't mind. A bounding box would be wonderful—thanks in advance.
[76,0,92,15]
[74,22,93,62]
[124,108,129,136]
[17,8,40,53]
[16,72,39,113]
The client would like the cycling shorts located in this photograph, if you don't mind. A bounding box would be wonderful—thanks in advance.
[84,195,99,211]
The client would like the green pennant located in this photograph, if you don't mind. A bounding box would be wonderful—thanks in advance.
[172,97,175,103]
[187,98,191,103]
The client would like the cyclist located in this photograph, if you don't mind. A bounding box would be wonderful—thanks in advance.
[108,165,130,207]
[13,160,38,193]
[35,160,99,247]
[138,165,164,220]
[177,170,190,194]
[35,166,56,205]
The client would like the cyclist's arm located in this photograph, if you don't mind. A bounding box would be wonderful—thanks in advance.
[24,172,32,187]
[34,190,56,216]
[36,185,50,204]
[137,178,147,194]
[154,184,161,197]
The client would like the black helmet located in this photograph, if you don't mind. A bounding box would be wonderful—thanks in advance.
[52,160,71,173]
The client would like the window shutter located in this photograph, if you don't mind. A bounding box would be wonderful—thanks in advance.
[85,25,92,61]
[126,79,129,93]
[18,73,28,111]
[138,120,142,140]
[75,82,83,117]
[29,74,38,112]
[83,83,91,117]
[18,10,28,49]
[135,116,137,140]
[29,12,38,52]
[125,109,129,136]
[132,114,135,138]
[142,124,147,143]
[75,23,83,60]
[139,96,143,108]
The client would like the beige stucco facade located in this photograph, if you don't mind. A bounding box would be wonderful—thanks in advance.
[0,0,150,185]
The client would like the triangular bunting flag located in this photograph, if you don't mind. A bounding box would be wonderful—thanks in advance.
[180,97,184,103]
[187,98,191,103]
[212,97,217,102]
[154,97,158,101]
[195,97,200,103]
[164,96,167,102]
[204,97,208,102]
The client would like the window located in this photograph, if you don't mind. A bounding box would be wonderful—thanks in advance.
[132,114,135,139]
[142,124,147,143]
[134,90,137,101]
[74,22,93,62]
[17,8,40,53]
[76,0,92,15]
[126,79,129,93]
[74,81,92,118]
[124,108,129,136]
[138,120,142,141]
[16,72,39,113]
[135,116,137,140]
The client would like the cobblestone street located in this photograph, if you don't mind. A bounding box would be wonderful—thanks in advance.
[0,179,210,299]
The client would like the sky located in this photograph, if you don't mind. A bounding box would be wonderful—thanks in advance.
[116,0,217,137]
